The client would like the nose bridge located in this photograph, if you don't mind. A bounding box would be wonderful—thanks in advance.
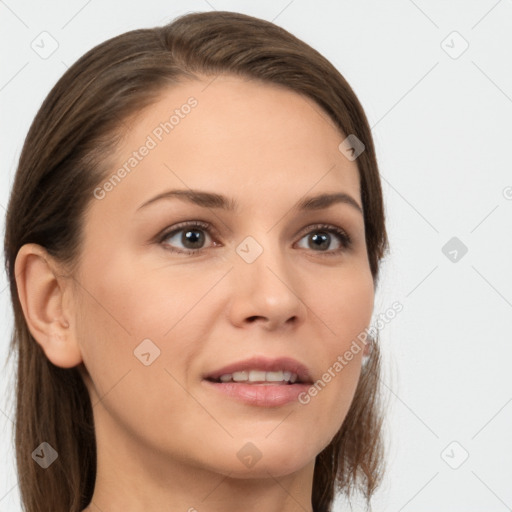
[236,230,289,288]
[230,230,304,327]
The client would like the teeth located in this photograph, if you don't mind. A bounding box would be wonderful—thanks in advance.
[216,370,299,384]
[232,371,249,381]
[265,370,284,382]
[248,370,266,382]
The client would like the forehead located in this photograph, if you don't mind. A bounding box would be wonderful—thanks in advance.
[92,75,361,216]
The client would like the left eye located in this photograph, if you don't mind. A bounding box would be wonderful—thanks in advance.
[159,221,352,256]
[296,225,351,254]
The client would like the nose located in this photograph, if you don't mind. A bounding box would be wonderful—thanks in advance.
[228,240,306,331]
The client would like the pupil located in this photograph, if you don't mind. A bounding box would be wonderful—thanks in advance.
[310,232,329,250]
[184,229,204,248]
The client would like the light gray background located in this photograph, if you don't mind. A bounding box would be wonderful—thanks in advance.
[1,1,511,511]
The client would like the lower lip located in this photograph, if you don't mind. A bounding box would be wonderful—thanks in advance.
[202,380,311,407]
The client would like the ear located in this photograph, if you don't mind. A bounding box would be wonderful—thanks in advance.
[14,243,83,368]
[361,336,373,362]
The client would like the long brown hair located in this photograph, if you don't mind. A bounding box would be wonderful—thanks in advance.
[4,11,389,512]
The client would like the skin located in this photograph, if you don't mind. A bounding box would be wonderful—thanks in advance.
[15,75,374,512]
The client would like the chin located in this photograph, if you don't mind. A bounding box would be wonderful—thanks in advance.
[205,434,322,479]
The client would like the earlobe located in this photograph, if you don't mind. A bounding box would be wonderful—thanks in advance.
[14,243,83,369]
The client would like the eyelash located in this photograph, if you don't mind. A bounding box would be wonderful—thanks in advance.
[157,221,353,257]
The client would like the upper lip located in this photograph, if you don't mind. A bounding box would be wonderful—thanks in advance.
[204,356,313,384]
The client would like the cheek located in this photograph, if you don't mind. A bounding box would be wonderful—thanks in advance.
[315,261,375,346]
[73,252,211,403]
[302,264,374,420]
[73,263,205,449]
[76,249,202,340]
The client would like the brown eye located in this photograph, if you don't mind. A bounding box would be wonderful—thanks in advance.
[159,221,216,255]
[296,224,352,255]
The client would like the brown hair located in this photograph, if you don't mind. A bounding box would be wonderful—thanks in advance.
[3,10,389,512]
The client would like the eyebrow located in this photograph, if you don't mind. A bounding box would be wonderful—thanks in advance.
[136,189,363,215]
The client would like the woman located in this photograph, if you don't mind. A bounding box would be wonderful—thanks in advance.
[4,10,388,512]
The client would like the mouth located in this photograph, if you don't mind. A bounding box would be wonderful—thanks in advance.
[203,356,314,385]
[205,369,304,385]
[202,356,314,406]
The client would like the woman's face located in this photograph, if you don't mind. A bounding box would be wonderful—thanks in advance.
[73,75,374,479]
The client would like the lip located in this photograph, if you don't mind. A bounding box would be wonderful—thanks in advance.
[202,380,312,407]
[203,355,313,384]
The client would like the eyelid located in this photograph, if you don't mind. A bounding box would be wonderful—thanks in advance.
[156,220,216,246]
[296,222,351,243]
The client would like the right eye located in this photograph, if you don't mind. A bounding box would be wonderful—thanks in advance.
[158,220,220,256]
